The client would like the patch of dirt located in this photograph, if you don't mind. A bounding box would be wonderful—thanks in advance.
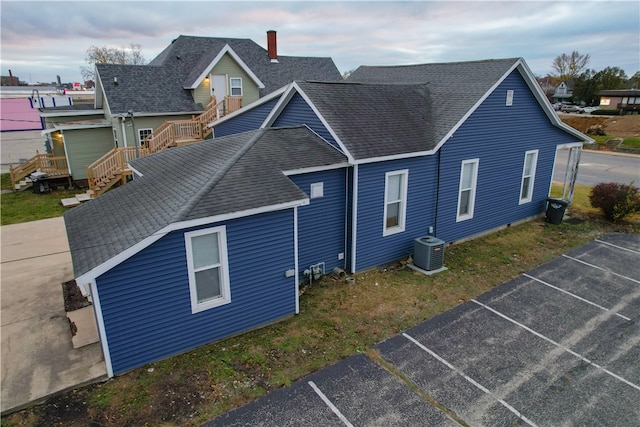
[141,369,212,424]
[62,280,91,312]
[11,384,97,427]
[561,114,640,138]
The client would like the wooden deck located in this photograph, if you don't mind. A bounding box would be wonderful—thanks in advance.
[9,152,69,191]
[86,95,243,197]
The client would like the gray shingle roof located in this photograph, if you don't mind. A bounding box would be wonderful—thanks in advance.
[337,58,520,159]
[295,81,435,160]
[64,126,347,278]
[97,64,204,115]
[99,35,342,115]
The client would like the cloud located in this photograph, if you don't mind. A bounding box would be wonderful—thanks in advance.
[1,1,638,84]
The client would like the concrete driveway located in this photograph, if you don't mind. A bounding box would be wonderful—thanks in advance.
[209,233,640,426]
[1,217,107,414]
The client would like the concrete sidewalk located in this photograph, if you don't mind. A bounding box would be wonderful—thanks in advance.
[1,217,107,414]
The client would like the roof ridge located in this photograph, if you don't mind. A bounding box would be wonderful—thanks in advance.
[173,129,267,221]
[355,57,520,69]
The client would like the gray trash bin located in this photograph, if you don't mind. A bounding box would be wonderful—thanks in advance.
[546,198,568,224]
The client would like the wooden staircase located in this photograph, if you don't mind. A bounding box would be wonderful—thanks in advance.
[9,151,70,191]
[86,95,242,197]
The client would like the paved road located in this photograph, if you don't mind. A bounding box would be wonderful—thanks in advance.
[554,149,640,187]
[208,233,640,426]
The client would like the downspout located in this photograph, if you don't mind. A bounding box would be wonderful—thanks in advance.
[434,148,442,236]
[343,167,349,271]
[294,206,300,314]
[120,116,128,148]
[350,164,359,273]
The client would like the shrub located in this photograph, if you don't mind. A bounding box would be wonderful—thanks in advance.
[591,109,620,116]
[589,182,640,222]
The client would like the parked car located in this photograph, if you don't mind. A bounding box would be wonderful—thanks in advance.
[582,106,600,114]
[560,104,584,113]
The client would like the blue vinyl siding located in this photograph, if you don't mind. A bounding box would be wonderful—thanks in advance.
[434,70,580,243]
[96,210,296,374]
[272,93,340,150]
[290,168,348,278]
[354,157,438,272]
[214,98,279,137]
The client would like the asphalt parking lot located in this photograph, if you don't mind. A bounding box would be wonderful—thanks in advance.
[207,233,640,426]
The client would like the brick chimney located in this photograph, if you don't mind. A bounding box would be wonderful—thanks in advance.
[267,30,278,62]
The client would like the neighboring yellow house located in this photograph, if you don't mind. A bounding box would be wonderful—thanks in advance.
[34,31,342,187]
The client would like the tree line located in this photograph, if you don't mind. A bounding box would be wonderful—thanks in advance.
[547,51,639,106]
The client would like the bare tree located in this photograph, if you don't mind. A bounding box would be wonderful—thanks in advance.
[551,51,590,81]
[80,44,146,81]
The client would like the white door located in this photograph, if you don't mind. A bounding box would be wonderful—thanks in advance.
[210,74,227,100]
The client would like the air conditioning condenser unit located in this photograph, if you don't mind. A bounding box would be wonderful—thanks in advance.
[413,236,445,271]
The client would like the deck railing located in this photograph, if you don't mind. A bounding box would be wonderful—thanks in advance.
[86,95,243,197]
[9,152,69,190]
[224,96,243,116]
[144,120,203,153]
[193,97,220,132]
[86,147,149,195]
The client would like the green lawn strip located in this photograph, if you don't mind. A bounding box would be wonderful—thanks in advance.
[1,173,13,191]
[621,137,640,149]
[0,173,89,225]
[1,189,86,225]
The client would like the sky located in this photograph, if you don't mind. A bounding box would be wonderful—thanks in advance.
[1,0,638,85]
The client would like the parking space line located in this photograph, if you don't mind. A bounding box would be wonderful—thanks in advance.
[523,273,631,321]
[562,255,640,285]
[595,239,640,255]
[402,333,539,427]
[308,381,354,427]
[472,300,640,392]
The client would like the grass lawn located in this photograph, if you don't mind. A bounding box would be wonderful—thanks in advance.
[589,135,640,150]
[0,174,87,225]
[2,182,638,426]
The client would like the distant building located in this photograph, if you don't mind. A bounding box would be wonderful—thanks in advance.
[551,79,574,104]
[598,89,640,114]
[1,75,22,86]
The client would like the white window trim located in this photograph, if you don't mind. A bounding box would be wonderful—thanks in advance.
[138,128,153,145]
[185,226,231,314]
[310,182,324,199]
[383,169,409,236]
[230,77,242,97]
[456,159,479,222]
[519,150,538,204]
[113,128,118,148]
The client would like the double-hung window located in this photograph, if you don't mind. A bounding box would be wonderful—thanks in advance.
[185,226,231,314]
[230,78,242,96]
[457,159,479,221]
[383,170,408,235]
[519,150,538,204]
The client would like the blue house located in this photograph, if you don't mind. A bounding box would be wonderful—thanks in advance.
[214,57,592,272]
[64,126,348,376]
[64,57,591,376]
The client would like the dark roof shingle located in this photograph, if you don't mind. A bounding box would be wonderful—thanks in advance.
[297,58,521,160]
[99,35,342,115]
[64,126,347,277]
